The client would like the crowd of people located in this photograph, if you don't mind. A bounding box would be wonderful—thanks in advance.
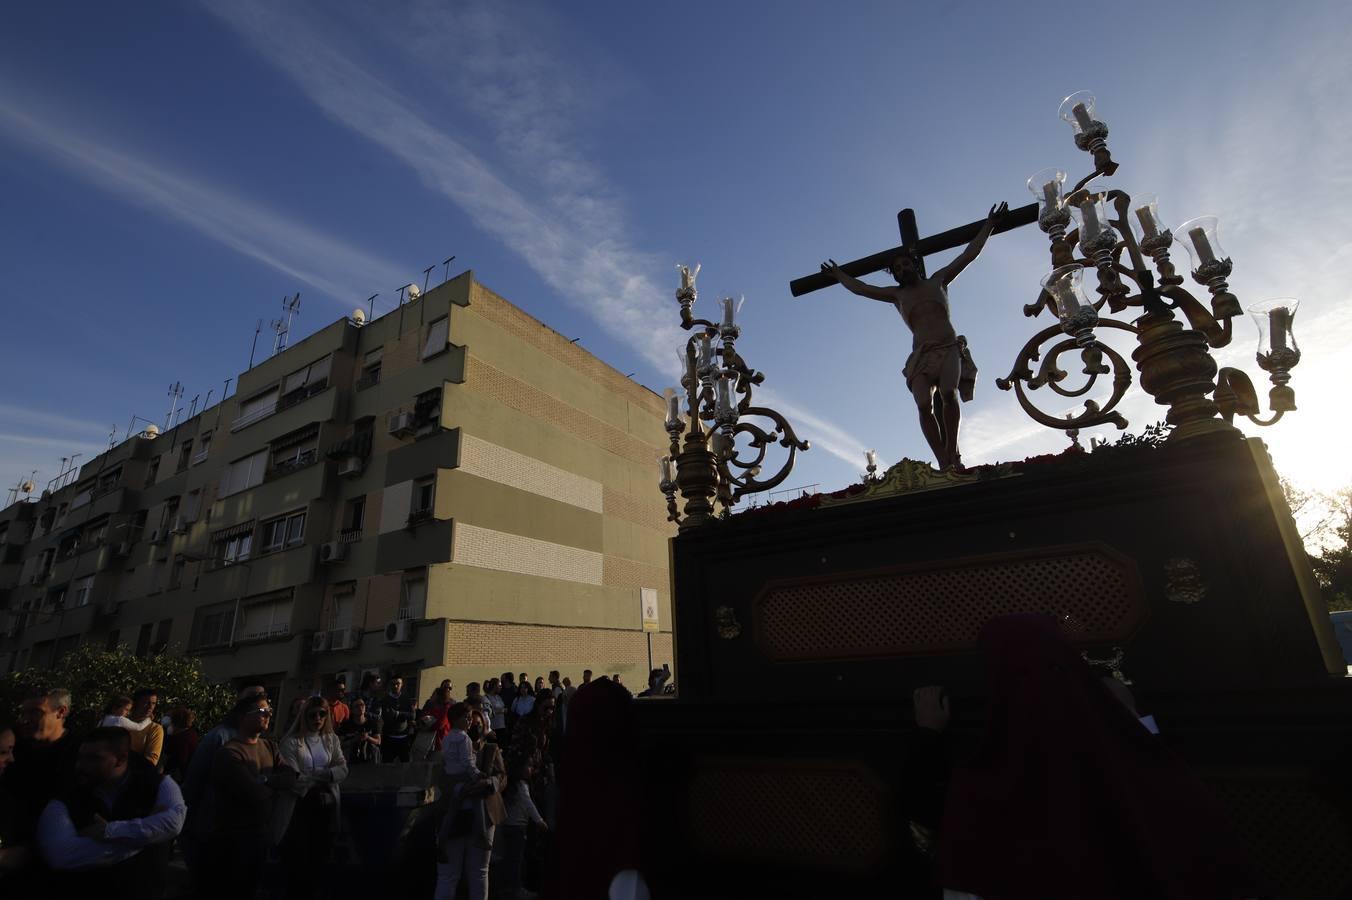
[0,665,672,900]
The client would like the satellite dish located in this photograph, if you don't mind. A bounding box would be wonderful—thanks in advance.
[352,308,367,325]
[143,424,161,439]
[20,480,35,494]
[405,283,422,299]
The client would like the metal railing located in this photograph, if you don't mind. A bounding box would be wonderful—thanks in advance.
[338,528,364,544]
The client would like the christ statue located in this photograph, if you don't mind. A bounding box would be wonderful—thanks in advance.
[821,201,1008,471]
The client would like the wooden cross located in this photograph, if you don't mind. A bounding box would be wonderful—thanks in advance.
[788,202,1038,297]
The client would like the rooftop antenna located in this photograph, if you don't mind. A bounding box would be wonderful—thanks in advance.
[164,382,184,430]
[108,424,118,450]
[272,293,302,356]
[422,265,435,294]
[203,388,214,412]
[213,378,233,430]
[366,293,379,320]
[187,393,201,420]
[248,319,263,369]
[442,255,456,283]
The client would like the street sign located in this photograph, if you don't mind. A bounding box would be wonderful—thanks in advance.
[641,587,659,633]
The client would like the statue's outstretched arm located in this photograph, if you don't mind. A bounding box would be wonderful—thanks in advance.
[936,201,1010,287]
[820,259,896,303]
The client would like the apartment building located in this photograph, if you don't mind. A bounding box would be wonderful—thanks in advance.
[0,272,675,705]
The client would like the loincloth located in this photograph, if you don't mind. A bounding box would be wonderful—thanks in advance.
[903,335,977,401]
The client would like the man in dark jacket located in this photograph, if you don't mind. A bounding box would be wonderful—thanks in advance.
[36,727,186,900]
[381,675,417,762]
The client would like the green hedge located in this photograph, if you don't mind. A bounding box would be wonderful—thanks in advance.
[0,644,234,733]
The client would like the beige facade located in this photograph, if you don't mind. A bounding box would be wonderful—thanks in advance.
[0,273,675,706]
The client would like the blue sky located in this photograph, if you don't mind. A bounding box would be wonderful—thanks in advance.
[2,0,1349,504]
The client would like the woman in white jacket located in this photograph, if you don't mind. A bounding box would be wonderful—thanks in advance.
[278,696,349,900]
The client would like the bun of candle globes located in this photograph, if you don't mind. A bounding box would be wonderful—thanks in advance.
[1058,91,1099,134]
[1069,193,1115,243]
[1249,298,1300,357]
[1174,216,1226,271]
[1041,264,1098,330]
[1127,194,1168,243]
[1026,167,1067,211]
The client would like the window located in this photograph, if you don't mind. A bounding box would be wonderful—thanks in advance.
[194,602,235,649]
[422,317,448,359]
[145,455,161,487]
[238,592,293,641]
[269,426,319,474]
[71,576,94,609]
[152,618,172,654]
[58,532,80,559]
[411,476,435,519]
[327,583,356,630]
[414,387,442,431]
[183,490,202,524]
[211,522,254,567]
[399,571,427,620]
[193,431,212,464]
[159,497,181,536]
[136,623,153,657]
[46,587,67,612]
[219,450,268,497]
[344,496,366,535]
[71,481,94,510]
[357,348,382,389]
[234,387,279,430]
[168,557,186,589]
[284,354,333,395]
[177,440,193,473]
[260,510,306,553]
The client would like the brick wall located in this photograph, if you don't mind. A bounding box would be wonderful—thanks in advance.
[452,523,603,586]
[468,283,664,414]
[459,433,603,513]
[465,356,659,466]
[445,619,674,679]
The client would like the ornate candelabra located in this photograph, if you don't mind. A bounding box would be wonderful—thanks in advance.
[659,264,810,528]
[996,92,1300,439]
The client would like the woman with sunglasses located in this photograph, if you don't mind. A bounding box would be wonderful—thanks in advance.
[277,697,349,900]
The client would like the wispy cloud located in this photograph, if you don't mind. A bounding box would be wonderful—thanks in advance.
[0,96,408,303]
[203,0,870,467]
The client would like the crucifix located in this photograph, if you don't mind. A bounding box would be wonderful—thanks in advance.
[790,201,1038,470]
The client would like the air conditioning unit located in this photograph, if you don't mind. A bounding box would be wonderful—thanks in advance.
[113,542,132,557]
[311,630,333,653]
[337,456,364,477]
[318,541,347,563]
[383,619,415,645]
[387,412,416,437]
[330,627,361,651]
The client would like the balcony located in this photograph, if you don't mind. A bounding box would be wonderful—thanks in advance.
[231,402,278,432]
[190,449,210,466]
[338,527,364,544]
[265,449,320,483]
[355,370,380,391]
[406,507,433,528]
[278,380,330,413]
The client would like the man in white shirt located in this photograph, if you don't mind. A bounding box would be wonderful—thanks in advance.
[37,726,186,899]
[483,678,507,733]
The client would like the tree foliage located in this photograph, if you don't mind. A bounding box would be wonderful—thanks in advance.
[1309,490,1352,612]
[0,645,234,733]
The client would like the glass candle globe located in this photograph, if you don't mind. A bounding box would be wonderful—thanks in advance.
[1128,194,1167,244]
[1174,216,1227,270]
[1248,298,1300,356]
[1058,91,1099,134]
[1041,264,1098,333]
[1069,193,1114,243]
[1027,168,1067,211]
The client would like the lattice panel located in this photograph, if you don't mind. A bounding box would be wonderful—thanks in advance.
[687,759,888,871]
[1209,777,1352,897]
[756,548,1143,660]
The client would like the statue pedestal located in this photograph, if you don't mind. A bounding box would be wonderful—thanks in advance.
[635,437,1352,898]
